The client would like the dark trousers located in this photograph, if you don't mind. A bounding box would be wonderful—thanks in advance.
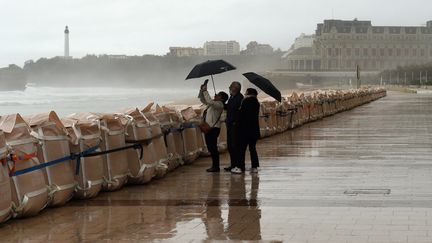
[227,124,239,168]
[238,136,259,170]
[205,128,221,168]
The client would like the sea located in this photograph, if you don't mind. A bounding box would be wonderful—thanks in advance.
[0,85,197,117]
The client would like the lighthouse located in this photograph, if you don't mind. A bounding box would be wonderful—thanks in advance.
[64,26,69,58]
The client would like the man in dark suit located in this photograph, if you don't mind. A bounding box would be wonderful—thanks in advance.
[224,81,244,172]
[234,88,260,173]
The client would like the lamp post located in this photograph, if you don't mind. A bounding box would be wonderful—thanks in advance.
[356,64,361,89]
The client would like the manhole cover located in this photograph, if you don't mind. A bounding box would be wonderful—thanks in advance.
[344,189,391,195]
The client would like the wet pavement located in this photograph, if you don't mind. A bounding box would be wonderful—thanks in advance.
[1,91,432,242]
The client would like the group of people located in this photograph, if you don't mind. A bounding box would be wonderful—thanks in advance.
[199,81,260,174]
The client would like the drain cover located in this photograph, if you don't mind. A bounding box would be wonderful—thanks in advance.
[344,189,391,195]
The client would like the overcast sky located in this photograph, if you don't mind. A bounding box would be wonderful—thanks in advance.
[1,0,431,67]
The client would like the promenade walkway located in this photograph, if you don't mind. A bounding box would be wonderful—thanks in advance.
[1,91,432,242]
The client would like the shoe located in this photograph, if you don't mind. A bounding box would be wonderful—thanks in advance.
[231,167,243,174]
[206,167,220,173]
[223,166,232,172]
[250,168,258,173]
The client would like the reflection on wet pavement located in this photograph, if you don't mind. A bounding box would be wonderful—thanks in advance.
[1,92,432,242]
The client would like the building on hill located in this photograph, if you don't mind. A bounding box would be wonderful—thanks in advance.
[242,41,274,55]
[203,41,240,56]
[168,47,204,57]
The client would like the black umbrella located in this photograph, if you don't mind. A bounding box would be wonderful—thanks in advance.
[243,72,282,102]
[186,59,236,94]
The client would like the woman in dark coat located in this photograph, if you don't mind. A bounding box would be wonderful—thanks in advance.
[233,88,261,174]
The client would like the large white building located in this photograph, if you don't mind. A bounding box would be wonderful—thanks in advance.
[284,19,432,71]
[203,41,240,56]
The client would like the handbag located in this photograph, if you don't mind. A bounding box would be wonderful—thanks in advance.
[199,121,212,134]
[199,108,222,134]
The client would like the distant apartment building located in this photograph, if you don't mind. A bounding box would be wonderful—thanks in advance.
[107,55,128,60]
[284,19,432,71]
[242,41,274,55]
[168,47,204,57]
[203,41,240,56]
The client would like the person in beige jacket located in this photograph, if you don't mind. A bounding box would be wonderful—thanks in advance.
[199,81,229,172]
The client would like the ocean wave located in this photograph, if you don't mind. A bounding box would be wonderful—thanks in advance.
[0,85,196,114]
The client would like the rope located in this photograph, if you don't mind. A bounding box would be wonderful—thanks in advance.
[182,123,199,129]
[8,141,145,177]
[82,143,143,159]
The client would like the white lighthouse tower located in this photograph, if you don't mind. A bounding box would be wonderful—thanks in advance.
[64,26,70,58]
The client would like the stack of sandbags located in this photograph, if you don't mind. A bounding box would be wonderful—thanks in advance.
[0,114,48,217]
[313,92,322,119]
[0,130,12,223]
[25,111,75,206]
[260,101,278,137]
[299,93,311,124]
[289,92,302,128]
[335,90,345,112]
[189,106,209,157]
[268,101,278,136]
[321,92,332,117]
[153,105,183,171]
[258,103,270,138]
[276,101,291,133]
[62,117,104,199]
[77,113,129,191]
[163,106,185,166]
[179,107,201,164]
[119,108,156,184]
[328,91,338,115]
[140,109,169,178]
[306,93,318,121]
[286,102,297,130]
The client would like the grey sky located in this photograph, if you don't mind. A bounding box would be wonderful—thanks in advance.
[1,0,431,67]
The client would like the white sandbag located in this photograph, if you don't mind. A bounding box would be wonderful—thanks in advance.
[193,107,205,156]
[119,108,156,184]
[82,113,129,191]
[25,111,75,207]
[258,103,270,138]
[153,106,183,171]
[141,112,169,179]
[0,114,48,218]
[179,107,200,164]
[62,117,104,199]
[0,131,12,223]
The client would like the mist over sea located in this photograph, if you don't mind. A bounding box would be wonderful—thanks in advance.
[0,85,197,117]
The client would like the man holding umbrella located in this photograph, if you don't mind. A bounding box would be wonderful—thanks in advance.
[230,72,281,174]
[224,81,244,173]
